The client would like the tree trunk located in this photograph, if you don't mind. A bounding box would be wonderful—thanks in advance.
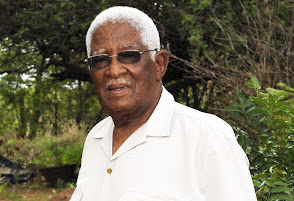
[18,90,27,138]
[28,59,44,139]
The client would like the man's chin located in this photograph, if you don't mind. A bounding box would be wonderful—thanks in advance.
[103,102,134,116]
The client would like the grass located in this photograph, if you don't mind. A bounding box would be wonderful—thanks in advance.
[0,175,75,201]
[0,124,86,167]
[0,184,56,201]
[0,124,82,200]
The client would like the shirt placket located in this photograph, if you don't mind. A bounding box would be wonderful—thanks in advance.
[99,158,116,200]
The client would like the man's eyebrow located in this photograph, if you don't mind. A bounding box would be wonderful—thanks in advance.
[121,44,138,49]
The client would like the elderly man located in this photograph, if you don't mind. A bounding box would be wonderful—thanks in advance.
[70,6,257,201]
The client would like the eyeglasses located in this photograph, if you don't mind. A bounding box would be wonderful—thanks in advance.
[85,49,157,70]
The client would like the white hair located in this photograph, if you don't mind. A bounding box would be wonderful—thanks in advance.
[86,6,160,60]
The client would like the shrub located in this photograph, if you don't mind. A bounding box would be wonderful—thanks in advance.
[31,138,84,167]
[225,76,294,200]
[0,124,85,167]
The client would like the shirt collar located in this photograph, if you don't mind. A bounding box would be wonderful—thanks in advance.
[90,116,114,139]
[144,86,174,137]
[90,86,175,139]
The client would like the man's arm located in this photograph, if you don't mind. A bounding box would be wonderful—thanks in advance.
[203,125,257,201]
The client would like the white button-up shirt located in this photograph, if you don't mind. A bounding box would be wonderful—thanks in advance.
[70,87,257,201]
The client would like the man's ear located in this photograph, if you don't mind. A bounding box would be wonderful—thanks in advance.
[155,50,169,81]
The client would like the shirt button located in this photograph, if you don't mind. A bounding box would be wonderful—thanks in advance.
[107,168,112,174]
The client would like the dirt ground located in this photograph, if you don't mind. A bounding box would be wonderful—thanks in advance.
[48,188,74,201]
[0,186,74,201]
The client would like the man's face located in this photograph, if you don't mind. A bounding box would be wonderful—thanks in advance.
[89,22,161,118]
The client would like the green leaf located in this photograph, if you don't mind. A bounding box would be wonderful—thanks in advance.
[268,93,277,106]
[274,123,289,130]
[253,179,262,186]
[257,126,269,134]
[230,102,242,107]
[274,169,288,175]
[251,76,261,90]
[228,113,247,120]
[249,96,267,107]
[273,111,291,117]
[271,181,289,186]
[60,1,66,7]
[248,111,260,120]
[277,95,286,101]
[259,108,272,117]
[270,186,292,193]
[245,81,254,89]
[236,89,245,104]
[224,105,242,112]
[252,116,265,128]
[268,193,293,201]
[267,88,292,99]
[276,101,292,108]
[246,105,257,114]
[277,82,294,92]
[244,101,254,108]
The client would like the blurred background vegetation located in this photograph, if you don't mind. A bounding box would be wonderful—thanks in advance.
[0,0,293,200]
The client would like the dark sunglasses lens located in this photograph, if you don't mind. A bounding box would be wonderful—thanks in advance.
[89,55,110,69]
[118,51,140,64]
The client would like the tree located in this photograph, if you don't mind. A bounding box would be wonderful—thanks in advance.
[225,77,294,200]
[175,0,294,113]
[0,0,293,138]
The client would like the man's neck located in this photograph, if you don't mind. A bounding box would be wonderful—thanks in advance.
[111,87,162,155]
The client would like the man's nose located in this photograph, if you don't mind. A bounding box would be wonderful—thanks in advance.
[106,57,128,78]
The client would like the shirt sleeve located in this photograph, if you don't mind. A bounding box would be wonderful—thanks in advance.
[202,123,257,201]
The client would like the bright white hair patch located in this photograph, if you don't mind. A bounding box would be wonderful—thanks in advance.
[86,6,160,60]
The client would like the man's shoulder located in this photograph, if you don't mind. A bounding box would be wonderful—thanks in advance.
[173,102,223,123]
[173,102,234,138]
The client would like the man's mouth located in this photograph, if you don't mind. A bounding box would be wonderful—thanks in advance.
[106,79,132,94]
[108,86,128,91]
[107,84,130,94]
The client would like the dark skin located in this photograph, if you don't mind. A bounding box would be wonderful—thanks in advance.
[89,22,169,154]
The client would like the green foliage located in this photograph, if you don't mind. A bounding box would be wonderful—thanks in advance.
[175,0,294,116]
[31,138,83,167]
[0,184,7,193]
[0,0,107,139]
[0,1,293,197]
[254,168,293,201]
[0,72,104,138]
[225,76,294,200]
[0,124,86,167]
[1,0,293,135]
[267,83,294,106]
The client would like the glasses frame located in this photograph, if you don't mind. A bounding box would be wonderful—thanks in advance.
[85,49,158,70]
